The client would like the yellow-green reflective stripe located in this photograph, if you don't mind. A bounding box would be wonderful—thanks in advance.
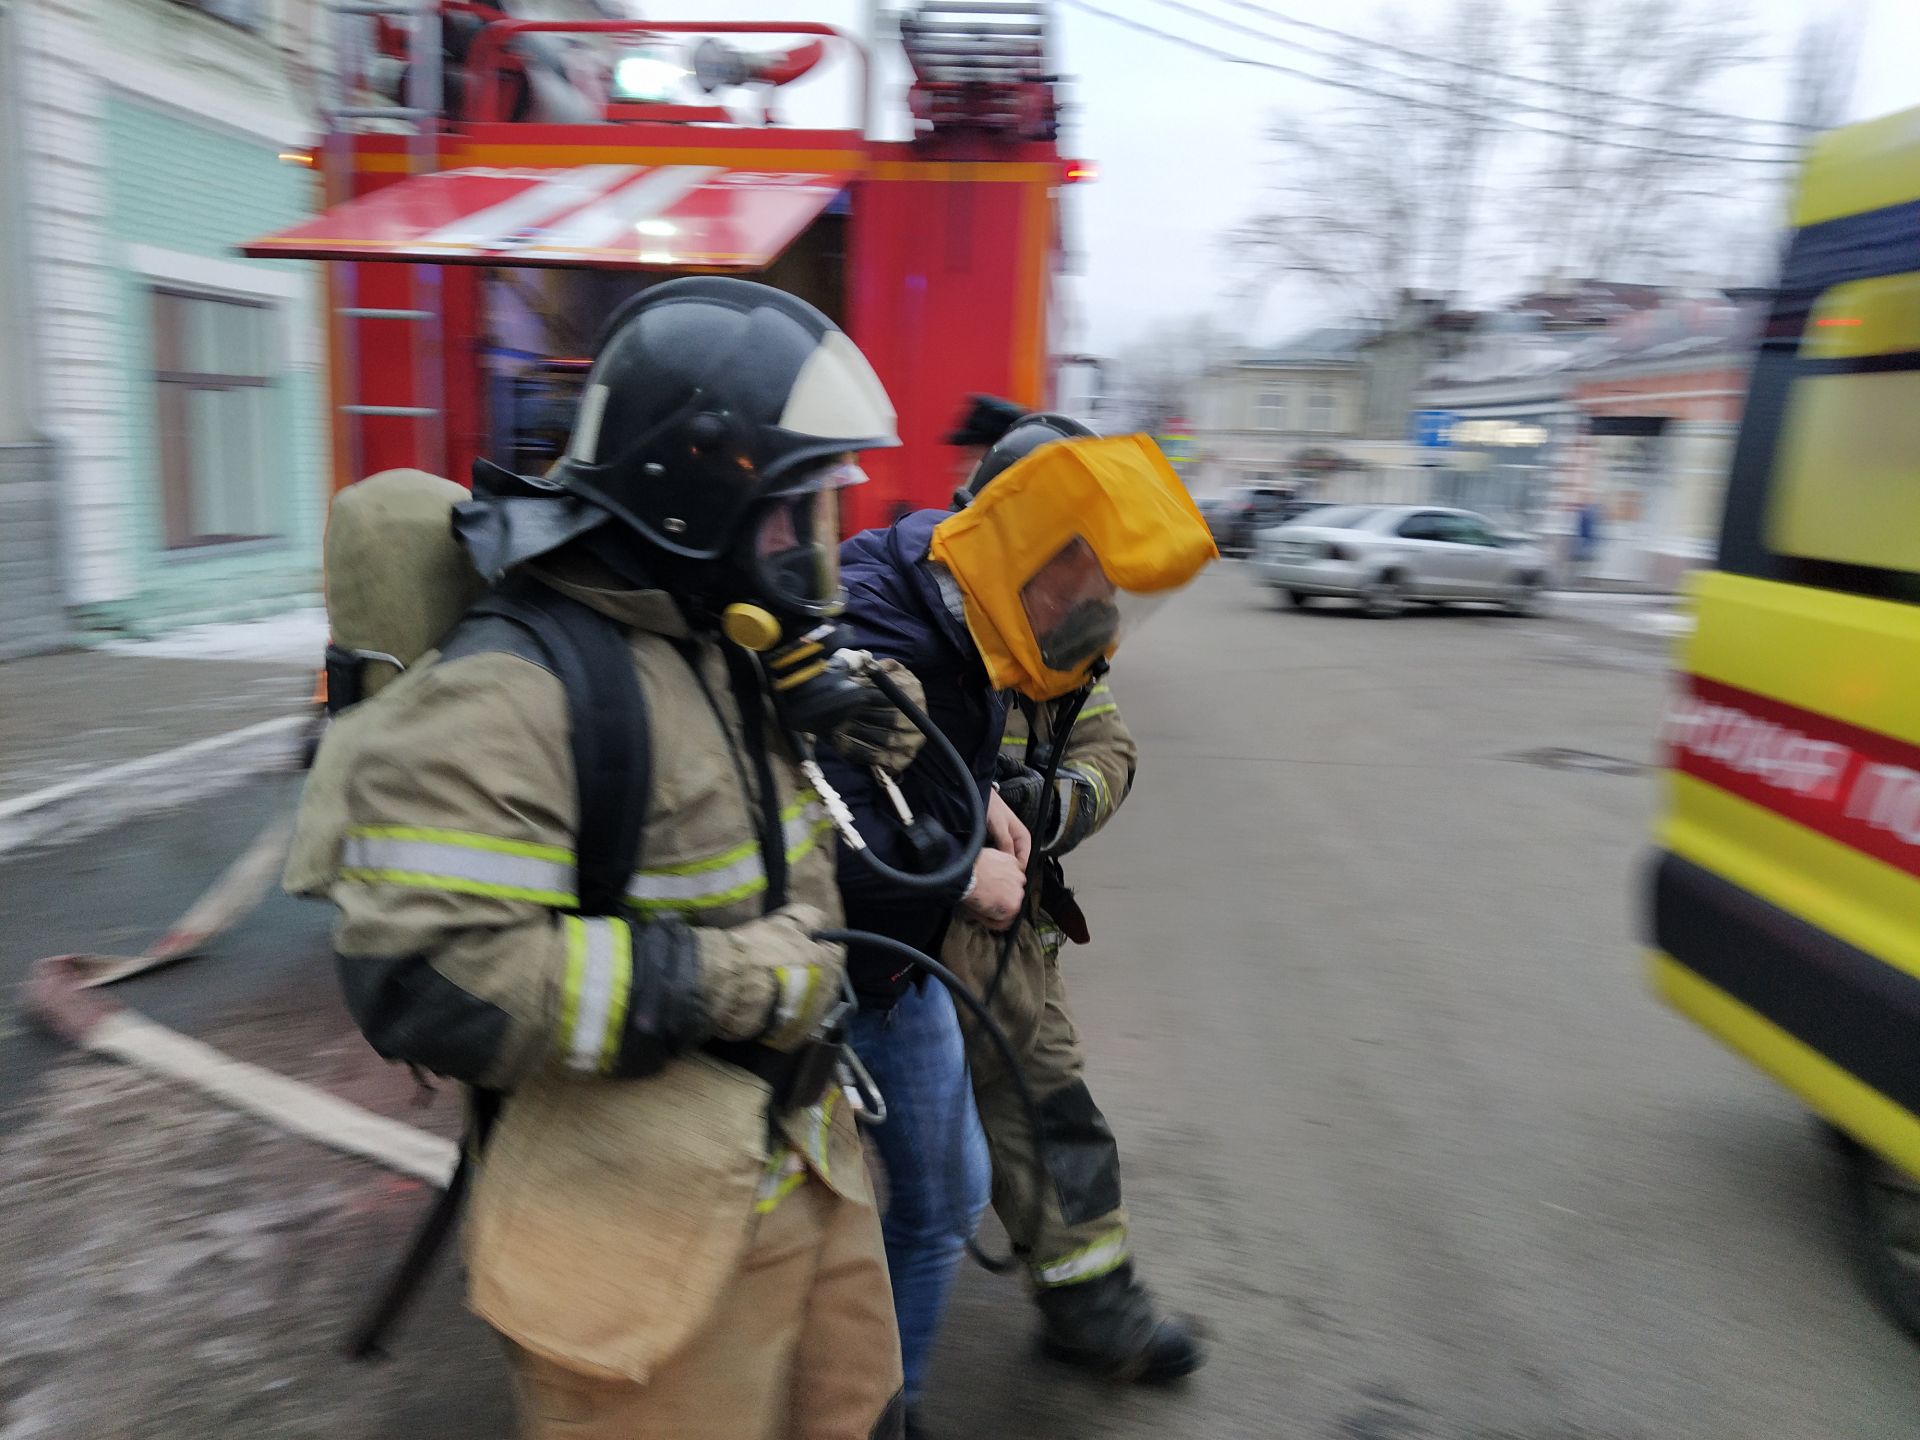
[559,916,588,1065]
[342,868,577,907]
[562,917,629,1074]
[346,825,572,864]
[1063,762,1110,817]
[1079,702,1117,720]
[343,834,573,897]
[1033,1234,1130,1287]
[598,919,633,1073]
[809,1092,835,1173]
[626,808,829,910]
[755,1149,807,1213]
[767,963,822,1047]
[786,815,833,862]
[1002,734,1029,748]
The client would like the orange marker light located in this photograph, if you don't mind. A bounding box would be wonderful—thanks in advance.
[1815,316,1862,326]
[1064,161,1098,184]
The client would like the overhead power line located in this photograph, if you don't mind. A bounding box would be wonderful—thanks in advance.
[1057,0,1801,166]
[1164,0,1803,153]
[1212,0,1812,134]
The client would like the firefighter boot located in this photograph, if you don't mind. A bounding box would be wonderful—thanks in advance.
[1036,1263,1206,1383]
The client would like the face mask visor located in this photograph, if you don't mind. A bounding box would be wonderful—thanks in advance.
[748,458,863,616]
[1017,536,1168,682]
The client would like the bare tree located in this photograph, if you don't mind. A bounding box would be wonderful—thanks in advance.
[1102,315,1239,436]
[1784,2,1862,137]
[1229,0,1511,322]
[1518,0,1765,285]
[1232,0,1807,309]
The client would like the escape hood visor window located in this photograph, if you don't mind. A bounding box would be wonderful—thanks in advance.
[929,434,1219,700]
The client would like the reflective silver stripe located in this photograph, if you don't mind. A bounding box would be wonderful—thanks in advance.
[568,918,621,1073]
[772,965,810,1029]
[1033,1234,1130,1287]
[624,803,829,908]
[628,850,765,906]
[342,835,573,897]
[783,801,828,855]
[1063,762,1109,816]
[1046,776,1077,850]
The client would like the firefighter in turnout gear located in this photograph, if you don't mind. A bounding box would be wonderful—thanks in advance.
[288,279,915,1439]
[943,413,1207,1383]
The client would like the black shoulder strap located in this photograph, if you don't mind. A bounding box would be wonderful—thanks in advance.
[458,580,650,917]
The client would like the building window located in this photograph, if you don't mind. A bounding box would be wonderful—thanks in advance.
[152,288,278,549]
[1308,387,1334,433]
[168,0,267,32]
[1256,390,1286,430]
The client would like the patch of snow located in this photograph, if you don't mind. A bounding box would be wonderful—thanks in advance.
[98,608,328,666]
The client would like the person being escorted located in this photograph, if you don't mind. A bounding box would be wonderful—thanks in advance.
[288,278,924,1440]
[818,421,1217,1429]
[944,414,1206,1383]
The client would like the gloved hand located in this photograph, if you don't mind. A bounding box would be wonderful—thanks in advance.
[695,903,849,1051]
[993,754,1054,838]
[827,658,927,775]
[992,753,1103,857]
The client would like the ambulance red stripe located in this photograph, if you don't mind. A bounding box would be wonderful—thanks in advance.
[1669,674,1920,882]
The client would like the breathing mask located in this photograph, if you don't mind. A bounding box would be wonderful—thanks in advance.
[930,434,1218,700]
[717,457,880,738]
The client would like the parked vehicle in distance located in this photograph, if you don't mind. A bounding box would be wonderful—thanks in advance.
[1207,485,1324,556]
[1251,505,1552,617]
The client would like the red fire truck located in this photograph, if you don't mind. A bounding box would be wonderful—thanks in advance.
[244,1,1088,534]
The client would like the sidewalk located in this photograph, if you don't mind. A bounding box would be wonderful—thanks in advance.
[0,610,325,856]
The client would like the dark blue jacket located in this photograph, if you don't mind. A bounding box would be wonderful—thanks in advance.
[823,509,1007,1005]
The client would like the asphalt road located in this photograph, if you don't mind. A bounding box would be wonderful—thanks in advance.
[5,572,1920,1438]
[929,573,1920,1440]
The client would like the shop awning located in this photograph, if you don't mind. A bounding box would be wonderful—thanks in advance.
[242,164,850,271]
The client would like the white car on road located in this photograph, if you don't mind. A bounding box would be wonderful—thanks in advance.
[1251,505,1552,618]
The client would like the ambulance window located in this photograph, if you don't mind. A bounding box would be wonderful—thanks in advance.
[1765,273,1920,578]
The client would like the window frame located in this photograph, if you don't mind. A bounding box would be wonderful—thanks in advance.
[166,0,269,34]
[1718,198,1920,603]
[150,285,279,551]
[1308,385,1335,433]
[1255,389,1286,430]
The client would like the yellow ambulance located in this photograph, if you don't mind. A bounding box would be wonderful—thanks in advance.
[1649,104,1920,1331]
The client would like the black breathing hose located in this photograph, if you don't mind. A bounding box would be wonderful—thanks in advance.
[965,669,1102,1270]
[836,661,988,895]
[983,667,1101,1009]
[812,929,1051,1275]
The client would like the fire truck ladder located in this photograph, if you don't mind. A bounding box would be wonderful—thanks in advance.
[898,1,1057,136]
[323,0,446,481]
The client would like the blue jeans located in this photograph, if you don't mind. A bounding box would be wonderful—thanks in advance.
[848,979,991,1404]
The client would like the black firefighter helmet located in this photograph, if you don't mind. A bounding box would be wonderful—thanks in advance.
[549,277,899,613]
[952,411,1096,509]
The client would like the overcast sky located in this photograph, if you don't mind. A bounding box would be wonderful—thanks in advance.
[648,0,1919,355]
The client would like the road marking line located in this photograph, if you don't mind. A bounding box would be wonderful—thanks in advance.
[0,714,308,856]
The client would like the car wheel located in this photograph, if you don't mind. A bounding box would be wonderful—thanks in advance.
[1829,1122,1920,1342]
[1503,573,1548,617]
[1284,590,1313,610]
[1360,575,1405,619]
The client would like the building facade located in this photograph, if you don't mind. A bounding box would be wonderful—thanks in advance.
[7,0,330,643]
[1191,328,1370,494]
[1558,299,1761,586]
[0,2,66,659]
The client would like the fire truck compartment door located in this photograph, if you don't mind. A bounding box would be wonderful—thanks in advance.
[242,165,850,271]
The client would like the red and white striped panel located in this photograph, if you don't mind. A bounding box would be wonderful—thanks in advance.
[244,165,851,271]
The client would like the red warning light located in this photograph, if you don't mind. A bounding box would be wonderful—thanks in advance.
[1063,161,1099,184]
